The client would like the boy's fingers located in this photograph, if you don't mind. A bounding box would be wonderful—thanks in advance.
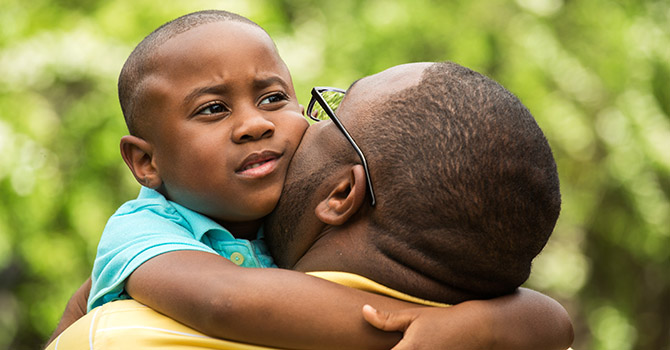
[362,304,413,332]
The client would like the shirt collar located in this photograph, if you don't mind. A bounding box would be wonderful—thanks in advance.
[139,186,259,241]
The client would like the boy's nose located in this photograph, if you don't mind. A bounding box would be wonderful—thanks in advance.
[232,113,275,143]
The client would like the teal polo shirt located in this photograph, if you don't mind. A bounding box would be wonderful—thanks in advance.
[88,187,275,311]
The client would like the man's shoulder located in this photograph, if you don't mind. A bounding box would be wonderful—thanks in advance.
[307,271,450,307]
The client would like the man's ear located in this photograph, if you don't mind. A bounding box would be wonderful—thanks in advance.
[315,165,367,225]
[120,135,162,189]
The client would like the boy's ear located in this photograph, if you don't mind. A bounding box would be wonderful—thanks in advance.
[315,165,367,225]
[120,135,162,189]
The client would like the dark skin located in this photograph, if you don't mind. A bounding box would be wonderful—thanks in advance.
[47,24,573,350]
[47,165,572,349]
[47,157,573,347]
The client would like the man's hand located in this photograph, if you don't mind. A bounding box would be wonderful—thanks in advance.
[45,278,91,347]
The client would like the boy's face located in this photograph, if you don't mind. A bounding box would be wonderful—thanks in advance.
[139,21,308,224]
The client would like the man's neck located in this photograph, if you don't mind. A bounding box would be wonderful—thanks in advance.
[292,223,474,304]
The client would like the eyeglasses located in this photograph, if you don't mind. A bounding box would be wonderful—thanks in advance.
[306,87,376,207]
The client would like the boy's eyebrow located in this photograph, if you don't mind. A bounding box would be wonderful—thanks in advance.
[252,76,290,90]
[182,76,290,107]
[183,84,229,107]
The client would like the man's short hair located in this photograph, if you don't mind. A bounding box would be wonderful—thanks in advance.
[359,61,561,300]
[118,10,262,136]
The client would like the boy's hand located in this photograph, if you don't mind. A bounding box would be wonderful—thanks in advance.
[363,288,574,350]
[362,304,491,350]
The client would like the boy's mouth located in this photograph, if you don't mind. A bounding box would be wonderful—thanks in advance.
[236,151,282,176]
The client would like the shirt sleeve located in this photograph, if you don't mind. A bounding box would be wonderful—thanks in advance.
[87,203,218,311]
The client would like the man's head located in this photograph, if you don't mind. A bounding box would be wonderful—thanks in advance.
[117,10,308,226]
[266,61,561,303]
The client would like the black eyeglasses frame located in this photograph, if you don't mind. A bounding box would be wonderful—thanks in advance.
[307,87,376,207]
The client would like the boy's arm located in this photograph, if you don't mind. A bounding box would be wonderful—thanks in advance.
[363,288,574,350]
[126,250,404,349]
[127,250,573,350]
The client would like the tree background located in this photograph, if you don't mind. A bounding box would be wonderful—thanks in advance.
[1,0,668,349]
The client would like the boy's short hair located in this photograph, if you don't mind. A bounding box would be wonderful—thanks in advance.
[118,10,263,136]
[360,61,561,300]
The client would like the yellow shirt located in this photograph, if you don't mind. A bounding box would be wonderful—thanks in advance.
[46,272,447,350]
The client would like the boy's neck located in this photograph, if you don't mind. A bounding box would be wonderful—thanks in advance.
[219,219,263,240]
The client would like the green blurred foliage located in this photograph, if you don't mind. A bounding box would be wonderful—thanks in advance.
[1,0,668,349]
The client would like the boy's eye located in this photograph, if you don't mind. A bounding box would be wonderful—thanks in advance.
[259,92,288,106]
[197,102,228,115]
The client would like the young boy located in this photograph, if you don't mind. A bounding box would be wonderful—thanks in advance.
[47,10,572,350]
[87,10,308,311]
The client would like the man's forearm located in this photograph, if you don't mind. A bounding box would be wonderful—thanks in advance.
[45,278,91,347]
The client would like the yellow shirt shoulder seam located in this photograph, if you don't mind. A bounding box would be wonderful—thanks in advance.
[306,271,450,307]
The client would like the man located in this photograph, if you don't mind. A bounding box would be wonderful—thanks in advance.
[267,61,562,303]
[48,61,572,350]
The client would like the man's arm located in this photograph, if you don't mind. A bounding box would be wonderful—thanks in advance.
[45,278,91,346]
